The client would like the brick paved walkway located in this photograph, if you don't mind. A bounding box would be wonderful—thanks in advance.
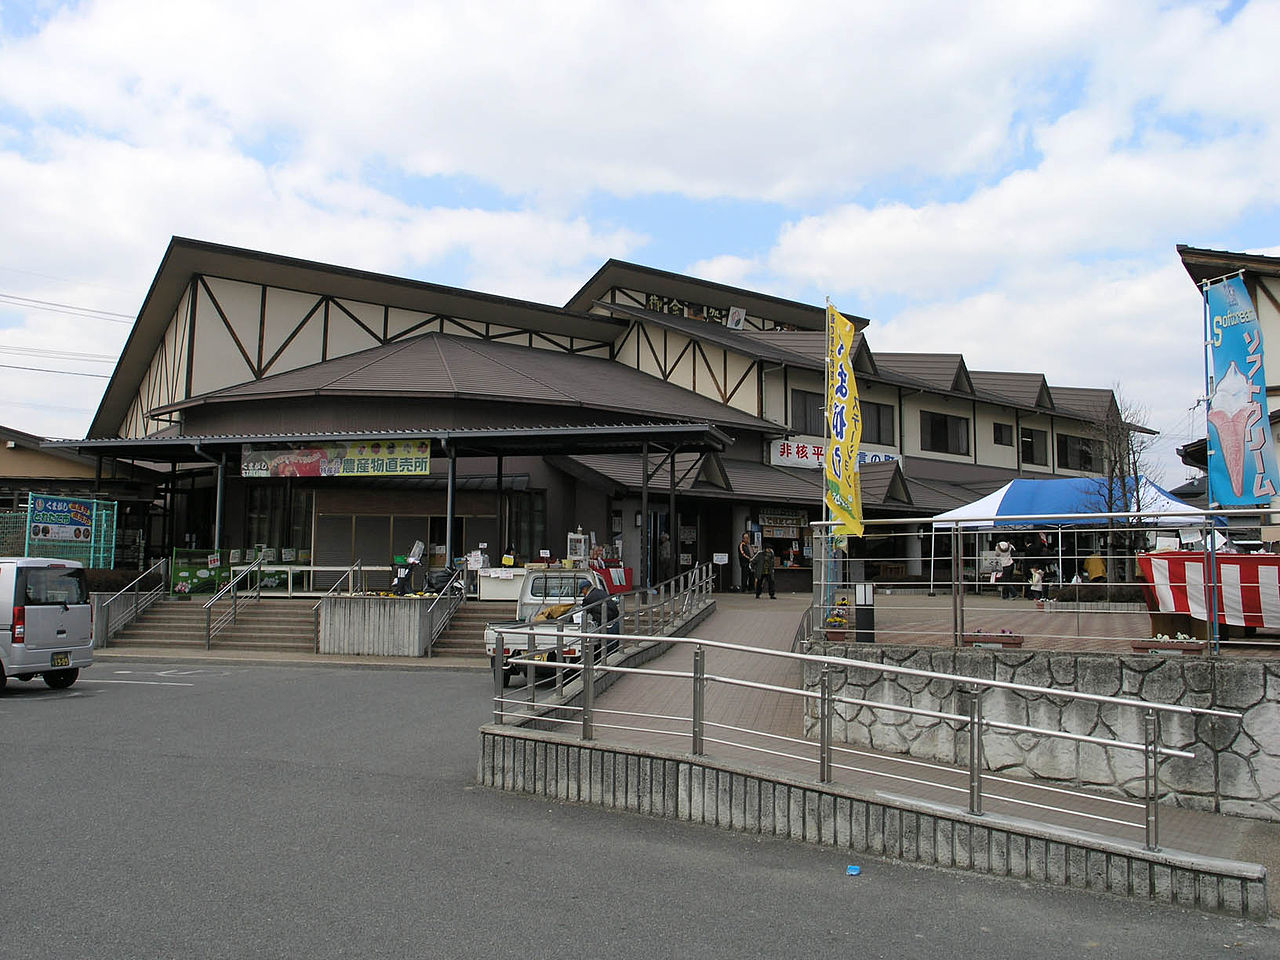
[592,593,1280,909]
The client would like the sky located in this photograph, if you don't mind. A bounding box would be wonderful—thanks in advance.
[0,0,1277,486]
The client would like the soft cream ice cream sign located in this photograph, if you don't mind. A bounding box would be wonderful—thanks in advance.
[1206,276,1279,505]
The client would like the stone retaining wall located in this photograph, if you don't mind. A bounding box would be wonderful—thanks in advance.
[479,726,1268,919]
[805,644,1280,821]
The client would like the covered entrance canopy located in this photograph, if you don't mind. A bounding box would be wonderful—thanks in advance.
[46,420,732,585]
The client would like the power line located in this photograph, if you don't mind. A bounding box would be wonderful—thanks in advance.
[0,361,110,379]
[0,344,115,363]
[0,397,94,415]
[0,291,134,323]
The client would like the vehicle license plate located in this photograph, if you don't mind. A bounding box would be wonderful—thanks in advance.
[50,652,70,668]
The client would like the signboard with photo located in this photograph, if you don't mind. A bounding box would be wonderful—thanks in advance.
[241,439,431,478]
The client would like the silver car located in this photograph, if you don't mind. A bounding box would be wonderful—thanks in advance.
[0,557,93,691]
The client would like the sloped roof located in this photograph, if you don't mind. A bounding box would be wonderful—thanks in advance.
[1177,244,1280,286]
[1049,386,1117,422]
[969,371,1053,410]
[591,301,822,368]
[567,259,837,331]
[151,331,783,435]
[875,353,973,394]
[89,236,625,438]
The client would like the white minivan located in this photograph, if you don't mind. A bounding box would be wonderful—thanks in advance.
[0,557,93,691]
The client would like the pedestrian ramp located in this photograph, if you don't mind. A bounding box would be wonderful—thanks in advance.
[481,593,1274,919]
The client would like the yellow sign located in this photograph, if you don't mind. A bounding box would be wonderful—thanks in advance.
[824,304,864,536]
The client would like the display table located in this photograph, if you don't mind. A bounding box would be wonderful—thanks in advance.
[772,566,813,594]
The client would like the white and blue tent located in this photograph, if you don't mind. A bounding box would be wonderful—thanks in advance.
[928,476,1206,591]
[930,475,1204,529]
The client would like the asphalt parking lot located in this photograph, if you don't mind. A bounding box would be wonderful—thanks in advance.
[3,660,1279,960]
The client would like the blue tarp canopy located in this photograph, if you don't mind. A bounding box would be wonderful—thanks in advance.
[931,476,1204,529]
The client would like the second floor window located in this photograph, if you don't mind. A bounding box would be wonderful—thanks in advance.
[920,411,969,455]
[863,400,895,446]
[1057,434,1098,471]
[1021,428,1049,466]
[790,389,825,436]
[993,422,1014,446]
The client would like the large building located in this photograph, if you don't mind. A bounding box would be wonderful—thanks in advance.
[55,237,1130,588]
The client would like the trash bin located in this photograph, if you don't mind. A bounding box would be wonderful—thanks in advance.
[852,582,875,643]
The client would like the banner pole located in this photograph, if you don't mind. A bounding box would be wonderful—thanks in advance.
[1201,279,1221,653]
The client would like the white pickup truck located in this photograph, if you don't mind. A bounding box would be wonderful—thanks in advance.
[484,567,617,685]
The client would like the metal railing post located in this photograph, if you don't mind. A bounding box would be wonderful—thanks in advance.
[555,621,565,698]
[492,629,505,724]
[1144,707,1160,851]
[581,636,595,741]
[968,685,984,815]
[692,645,705,755]
[950,525,963,647]
[819,665,832,783]
[205,606,212,650]
[525,626,536,705]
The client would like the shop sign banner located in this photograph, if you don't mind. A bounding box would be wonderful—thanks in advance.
[772,437,897,470]
[1205,276,1280,505]
[824,305,864,536]
[28,495,93,541]
[241,440,431,478]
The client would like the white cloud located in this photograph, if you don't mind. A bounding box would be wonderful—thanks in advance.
[0,0,1277,468]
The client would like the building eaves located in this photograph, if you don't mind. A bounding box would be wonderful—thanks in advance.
[567,258,836,331]
[89,236,624,439]
[969,371,1054,411]
[1177,244,1280,287]
[145,331,784,436]
[592,301,823,369]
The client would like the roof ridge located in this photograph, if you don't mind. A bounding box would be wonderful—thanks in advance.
[324,336,424,390]
[444,335,576,402]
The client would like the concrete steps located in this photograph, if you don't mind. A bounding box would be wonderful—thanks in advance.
[107,597,318,652]
[431,601,513,658]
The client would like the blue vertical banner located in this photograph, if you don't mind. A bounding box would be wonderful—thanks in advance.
[1205,275,1280,505]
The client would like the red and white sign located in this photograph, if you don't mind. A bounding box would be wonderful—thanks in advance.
[1137,551,1280,627]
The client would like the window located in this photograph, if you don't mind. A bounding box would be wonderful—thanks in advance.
[790,389,824,436]
[1021,428,1049,466]
[863,400,895,446]
[920,411,970,455]
[1057,434,1098,472]
[993,422,1013,446]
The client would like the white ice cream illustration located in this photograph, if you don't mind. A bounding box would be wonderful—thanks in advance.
[1208,362,1254,497]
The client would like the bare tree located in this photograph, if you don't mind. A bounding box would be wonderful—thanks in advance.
[1090,388,1160,593]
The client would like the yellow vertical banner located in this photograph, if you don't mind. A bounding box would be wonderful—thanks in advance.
[824,304,864,536]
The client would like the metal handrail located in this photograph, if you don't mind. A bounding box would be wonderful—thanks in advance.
[311,559,364,652]
[498,627,1242,851]
[491,562,713,710]
[422,567,465,657]
[204,555,264,648]
[100,557,169,647]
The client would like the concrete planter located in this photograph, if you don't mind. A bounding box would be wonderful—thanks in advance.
[319,595,434,657]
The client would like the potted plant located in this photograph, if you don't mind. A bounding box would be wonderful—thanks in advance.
[825,597,850,641]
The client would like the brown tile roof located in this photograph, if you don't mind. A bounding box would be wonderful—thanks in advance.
[874,352,972,394]
[154,332,783,435]
[969,371,1053,410]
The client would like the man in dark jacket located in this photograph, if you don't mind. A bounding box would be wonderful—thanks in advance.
[581,582,621,652]
[752,548,777,600]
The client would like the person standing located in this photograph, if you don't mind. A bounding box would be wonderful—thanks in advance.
[738,532,756,593]
[657,532,675,582]
[753,547,777,599]
[994,540,1016,599]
